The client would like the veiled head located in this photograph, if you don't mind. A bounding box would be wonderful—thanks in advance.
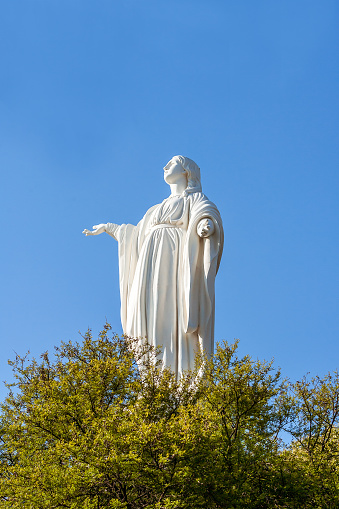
[164,155,202,194]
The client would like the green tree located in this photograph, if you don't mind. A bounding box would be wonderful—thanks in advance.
[183,341,293,508]
[1,325,339,508]
[0,325,206,508]
[285,372,339,508]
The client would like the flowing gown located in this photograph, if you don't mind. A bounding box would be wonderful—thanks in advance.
[110,192,223,378]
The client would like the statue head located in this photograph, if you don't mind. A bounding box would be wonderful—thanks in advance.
[166,155,202,194]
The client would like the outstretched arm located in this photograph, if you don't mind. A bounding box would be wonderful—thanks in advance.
[82,223,120,239]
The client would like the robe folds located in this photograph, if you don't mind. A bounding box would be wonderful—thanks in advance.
[114,191,223,378]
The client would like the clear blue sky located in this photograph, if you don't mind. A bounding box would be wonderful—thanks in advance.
[1,0,338,400]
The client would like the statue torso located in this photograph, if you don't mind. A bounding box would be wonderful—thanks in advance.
[150,195,189,230]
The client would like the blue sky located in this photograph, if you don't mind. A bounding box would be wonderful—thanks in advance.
[1,0,338,400]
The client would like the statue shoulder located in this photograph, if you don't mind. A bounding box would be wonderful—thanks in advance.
[141,202,160,221]
[188,191,208,206]
[188,192,220,214]
[146,203,160,214]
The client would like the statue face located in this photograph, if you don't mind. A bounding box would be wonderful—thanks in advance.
[163,158,187,185]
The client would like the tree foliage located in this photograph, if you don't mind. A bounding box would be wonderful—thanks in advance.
[1,325,339,508]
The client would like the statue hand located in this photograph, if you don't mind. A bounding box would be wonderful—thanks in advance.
[197,218,215,238]
[82,224,107,236]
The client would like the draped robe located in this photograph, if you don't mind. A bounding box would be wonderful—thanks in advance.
[111,191,223,378]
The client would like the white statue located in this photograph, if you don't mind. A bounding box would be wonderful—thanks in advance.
[83,156,223,378]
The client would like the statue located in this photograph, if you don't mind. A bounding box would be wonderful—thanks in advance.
[83,156,223,378]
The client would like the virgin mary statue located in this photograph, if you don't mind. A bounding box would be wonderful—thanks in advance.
[83,156,223,378]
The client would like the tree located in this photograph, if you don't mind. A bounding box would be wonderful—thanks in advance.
[1,325,339,508]
[286,372,339,508]
[187,341,287,507]
[0,325,205,508]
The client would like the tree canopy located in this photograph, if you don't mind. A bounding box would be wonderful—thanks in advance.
[1,324,339,508]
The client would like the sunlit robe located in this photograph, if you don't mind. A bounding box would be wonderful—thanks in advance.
[110,191,223,378]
